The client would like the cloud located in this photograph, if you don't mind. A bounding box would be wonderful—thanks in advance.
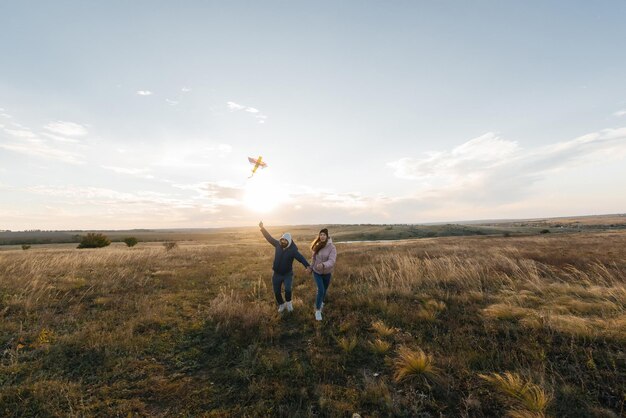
[203,143,232,158]
[1,119,85,164]
[217,144,232,153]
[0,141,84,164]
[227,101,245,111]
[181,87,191,92]
[614,109,626,117]
[165,99,179,106]
[388,127,626,204]
[172,181,243,208]
[21,182,246,223]
[389,133,519,181]
[41,132,82,143]
[44,121,88,136]
[227,101,268,123]
[3,128,37,138]
[136,90,153,96]
[25,185,192,208]
[107,141,222,170]
[101,165,155,179]
[101,165,148,175]
[171,181,394,222]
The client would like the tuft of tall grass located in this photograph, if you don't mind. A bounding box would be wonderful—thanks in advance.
[416,299,447,321]
[368,338,391,354]
[371,320,395,337]
[337,335,358,353]
[479,372,552,417]
[392,347,441,384]
[483,303,531,321]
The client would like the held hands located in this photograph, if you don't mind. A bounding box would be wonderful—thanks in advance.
[304,264,323,274]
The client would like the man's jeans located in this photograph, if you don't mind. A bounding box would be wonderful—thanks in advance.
[272,271,293,305]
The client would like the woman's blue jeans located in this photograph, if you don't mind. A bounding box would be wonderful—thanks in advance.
[313,272,332,310]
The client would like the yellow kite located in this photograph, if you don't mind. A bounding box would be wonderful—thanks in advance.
[248,156,268,178]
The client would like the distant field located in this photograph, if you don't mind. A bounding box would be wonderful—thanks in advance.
[0,229,624,416]
[0,224,515,247]
[475,213,626,229]
[3,213,625,247]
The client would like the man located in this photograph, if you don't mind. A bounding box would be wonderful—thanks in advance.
[259,221,311,313]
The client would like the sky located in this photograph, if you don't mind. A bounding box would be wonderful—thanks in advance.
[1,1,626,230]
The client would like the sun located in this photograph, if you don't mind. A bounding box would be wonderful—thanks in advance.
[243,176,288,213]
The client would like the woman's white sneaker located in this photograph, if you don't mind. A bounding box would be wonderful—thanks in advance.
[315,310,322,321]
[286,301,293,312]
[278,303,286,313]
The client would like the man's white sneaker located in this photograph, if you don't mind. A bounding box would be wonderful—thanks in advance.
[286,301,293,312]
[278,303,286,313]
[315,310,322,321]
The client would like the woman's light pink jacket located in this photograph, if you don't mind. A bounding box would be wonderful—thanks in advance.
[311,238,337,274]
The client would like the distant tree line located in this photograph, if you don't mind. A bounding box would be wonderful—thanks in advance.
[1,233,141,247]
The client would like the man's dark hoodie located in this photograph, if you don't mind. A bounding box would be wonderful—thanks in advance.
[261,226,310,274]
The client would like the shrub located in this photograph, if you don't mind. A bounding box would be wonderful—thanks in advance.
[77,233,110,249]
[163,242,178,251]
[123,237,138,247]
[21,244,31,250]
[539,229,550,234]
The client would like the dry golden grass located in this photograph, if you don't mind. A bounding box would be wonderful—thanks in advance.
[479,372,552,417]
[1,230,625,416]
[360,376,393,411]
[207,288,278,336]
[336,335,358,353]
[371,320,395,337]
[482,276,626,340]
[392,346,441,384]
[415,299,447,321]
[483,303,534,321]
[368,338,392,354]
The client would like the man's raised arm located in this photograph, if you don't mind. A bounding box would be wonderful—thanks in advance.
[259,221,278,247]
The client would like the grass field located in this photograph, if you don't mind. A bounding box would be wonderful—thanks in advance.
[1,229,625,417]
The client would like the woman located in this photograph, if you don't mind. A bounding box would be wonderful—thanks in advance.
[309,228,337,321]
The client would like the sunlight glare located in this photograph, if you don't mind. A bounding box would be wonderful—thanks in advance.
[243,176,288,213]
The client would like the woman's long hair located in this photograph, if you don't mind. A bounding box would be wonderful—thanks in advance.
[311,237,326,254]
[311,233,328,254]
